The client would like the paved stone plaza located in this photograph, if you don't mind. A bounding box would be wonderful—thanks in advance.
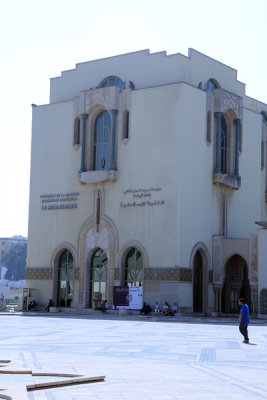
[0,315,267,399]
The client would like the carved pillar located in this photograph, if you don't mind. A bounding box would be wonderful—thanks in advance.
[79,113,88,173]
[110,109,118,170]
[234,119,241,176]
[214,112,222,173]
[214,285,223,312]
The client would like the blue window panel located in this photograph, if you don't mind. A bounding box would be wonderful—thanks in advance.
[96,113,104,131]
[104,144,109,169]
[104,110,111,127]
[100,76,125,89]
[104,127,110,142]
[117,79,124,89]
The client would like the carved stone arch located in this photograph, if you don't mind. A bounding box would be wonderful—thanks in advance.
[51,242,77,305]
[119,240,149,268]
[223,253,250,313]
[223,252,249,277]
[190,242,210,314]
[119,240,148,287]
[190,242,210,270]
[78,215,119,307]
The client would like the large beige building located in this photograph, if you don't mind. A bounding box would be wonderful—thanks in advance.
[26,49,267,315]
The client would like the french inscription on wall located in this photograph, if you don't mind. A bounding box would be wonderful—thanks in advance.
[120,187,164,208]
[40,192,80,211]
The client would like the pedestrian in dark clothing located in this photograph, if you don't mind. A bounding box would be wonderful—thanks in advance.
[140,302,151,315]
[45,299,54,312]
[239,298,250,343]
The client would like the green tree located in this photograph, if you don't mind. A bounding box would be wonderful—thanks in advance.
[3,242,27,281]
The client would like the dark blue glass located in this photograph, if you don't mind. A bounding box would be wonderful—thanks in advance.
[94,111,111,170]
[100,76,125,89]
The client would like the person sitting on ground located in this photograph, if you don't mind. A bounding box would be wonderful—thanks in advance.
[96,300,108,313]
[165,302,179,316]
[45,298,54,312]
[161,302,169,315]
[100,300,108,313]
[28,298,37,311]
[140,302,151,315]
[154,301,160,315]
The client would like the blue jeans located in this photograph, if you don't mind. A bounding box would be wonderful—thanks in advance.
[239,323,249,340]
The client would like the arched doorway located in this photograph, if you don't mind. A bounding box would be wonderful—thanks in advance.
[223,254,251,313]
[124,247,143,287]
[89,248,107,308]
[57,249,73,307]
[193,251,203,312]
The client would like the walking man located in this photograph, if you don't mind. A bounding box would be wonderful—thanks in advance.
[239,298,250,343]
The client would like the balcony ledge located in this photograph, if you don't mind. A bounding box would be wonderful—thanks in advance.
[79,170,117,184]
[212,173,241,190]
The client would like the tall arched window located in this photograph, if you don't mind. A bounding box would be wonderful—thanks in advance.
[221,115,227,174]
[99,76,125,89]
[94,111,112,170]
[90,248,107,308]
[125,247,143,286]
[57,250,73,307]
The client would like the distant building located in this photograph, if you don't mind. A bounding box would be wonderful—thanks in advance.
[0,236,27,280]
[26,49,267,315]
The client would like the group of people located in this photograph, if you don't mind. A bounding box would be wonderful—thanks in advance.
[140,301,179,316]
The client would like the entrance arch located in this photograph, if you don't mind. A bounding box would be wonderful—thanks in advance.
[223,254,251,313]
[89,248,108,308]
[57,249,74,307]
[193,251,203,312]
[191,244,209,314]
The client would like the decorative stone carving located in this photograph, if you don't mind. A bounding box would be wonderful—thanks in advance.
[114,268,120,281]
[26,268,52,280]
[179,268,192,282]
[74,268,79,280]
[250,235,258,283]
[85,87,120,114]
[213,88,243,120]
[143,268,190,282]
[78,215,118,306]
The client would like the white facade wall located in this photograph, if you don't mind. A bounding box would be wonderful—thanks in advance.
[27,49,267,314]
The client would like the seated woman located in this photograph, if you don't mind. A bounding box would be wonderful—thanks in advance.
[161,302,170,315]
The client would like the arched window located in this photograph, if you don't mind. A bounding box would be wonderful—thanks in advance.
[57,249,73,307]
[73,117,80,145]
[221,115,227,174]
[125,247,143,286]
[99,76,125,89]
[94,111,112,170]
[205,79,219,90]
[129,80,135,90]
[90,248,107,308]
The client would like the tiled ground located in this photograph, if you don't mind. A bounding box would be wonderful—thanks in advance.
[0,315,266,399]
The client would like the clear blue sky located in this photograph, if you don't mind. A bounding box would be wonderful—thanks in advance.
[0,0,266,237]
